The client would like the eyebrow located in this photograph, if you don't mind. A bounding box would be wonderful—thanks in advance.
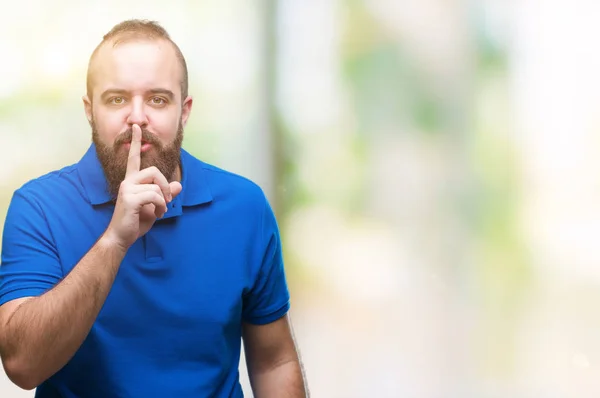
[148,88,175,101]
[100,88,175,101]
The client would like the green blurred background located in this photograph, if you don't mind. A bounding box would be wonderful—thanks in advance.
[3,0,600,397]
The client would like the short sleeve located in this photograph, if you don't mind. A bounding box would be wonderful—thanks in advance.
[242,197,291,325]
[0,189,63,306]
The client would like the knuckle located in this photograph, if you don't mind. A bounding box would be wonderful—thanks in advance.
[120,194,133,207]
[118,181,130,194]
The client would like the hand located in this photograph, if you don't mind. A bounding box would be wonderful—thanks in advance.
[104,124,183,250]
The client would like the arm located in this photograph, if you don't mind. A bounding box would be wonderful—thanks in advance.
[0,235,126,390]
[0,124,181,390]
[242,314,308,397]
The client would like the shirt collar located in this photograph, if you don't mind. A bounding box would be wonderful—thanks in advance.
[77,143,213,207]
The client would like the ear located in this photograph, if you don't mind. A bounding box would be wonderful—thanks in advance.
[82,95,93,125]
[181,95,193,127]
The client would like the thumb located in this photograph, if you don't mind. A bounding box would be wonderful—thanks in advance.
[170,181,183,199]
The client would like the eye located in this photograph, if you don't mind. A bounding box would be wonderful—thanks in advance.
[150,97,167,105]
[109,97,125,105]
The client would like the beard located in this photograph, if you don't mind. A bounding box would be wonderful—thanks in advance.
[92,120,184,198]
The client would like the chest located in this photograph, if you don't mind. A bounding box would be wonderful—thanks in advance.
[53,205,258,345]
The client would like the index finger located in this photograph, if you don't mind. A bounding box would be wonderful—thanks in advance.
[126,124,142,177]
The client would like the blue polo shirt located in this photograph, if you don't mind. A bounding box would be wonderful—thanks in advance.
[0,144,291,397]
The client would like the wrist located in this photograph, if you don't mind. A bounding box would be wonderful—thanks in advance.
[98,229,130,256]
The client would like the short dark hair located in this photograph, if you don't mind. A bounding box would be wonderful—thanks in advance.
[86,19,189,100]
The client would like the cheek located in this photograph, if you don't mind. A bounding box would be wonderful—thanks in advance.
[92,109,125,143]
[150,113,181,143]
[153,128,178,147]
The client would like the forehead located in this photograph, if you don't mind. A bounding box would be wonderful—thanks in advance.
[91,39,181,99]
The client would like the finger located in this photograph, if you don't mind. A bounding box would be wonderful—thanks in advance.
[131,184,162,195]
[135,191,167,216]
[131,166,172,202]
[126,124,142,177]
[140,203,165,220]
[169,181,182,199]
[154,204,166,219]
[131,185,168,216]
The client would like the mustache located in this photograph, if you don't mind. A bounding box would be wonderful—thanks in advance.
[113,128,162,148]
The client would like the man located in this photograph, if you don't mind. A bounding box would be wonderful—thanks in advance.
[0,19,307,397]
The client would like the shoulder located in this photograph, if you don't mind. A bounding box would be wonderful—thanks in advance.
[183,150,270,209]
[11,163,82,209]
[203,163,266,199]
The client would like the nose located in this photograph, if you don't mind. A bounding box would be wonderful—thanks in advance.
[126,97,149,128]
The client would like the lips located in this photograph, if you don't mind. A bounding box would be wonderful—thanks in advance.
[123,142,153,153]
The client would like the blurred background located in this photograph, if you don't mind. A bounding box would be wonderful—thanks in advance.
[2,0,600,396]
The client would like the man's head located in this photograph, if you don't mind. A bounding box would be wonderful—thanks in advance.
[83,19,193,197]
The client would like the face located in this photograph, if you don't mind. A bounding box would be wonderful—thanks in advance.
[83,39,193,197]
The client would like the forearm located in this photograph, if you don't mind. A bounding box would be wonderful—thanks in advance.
[250,359,307,398]
[1,234,126,389]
